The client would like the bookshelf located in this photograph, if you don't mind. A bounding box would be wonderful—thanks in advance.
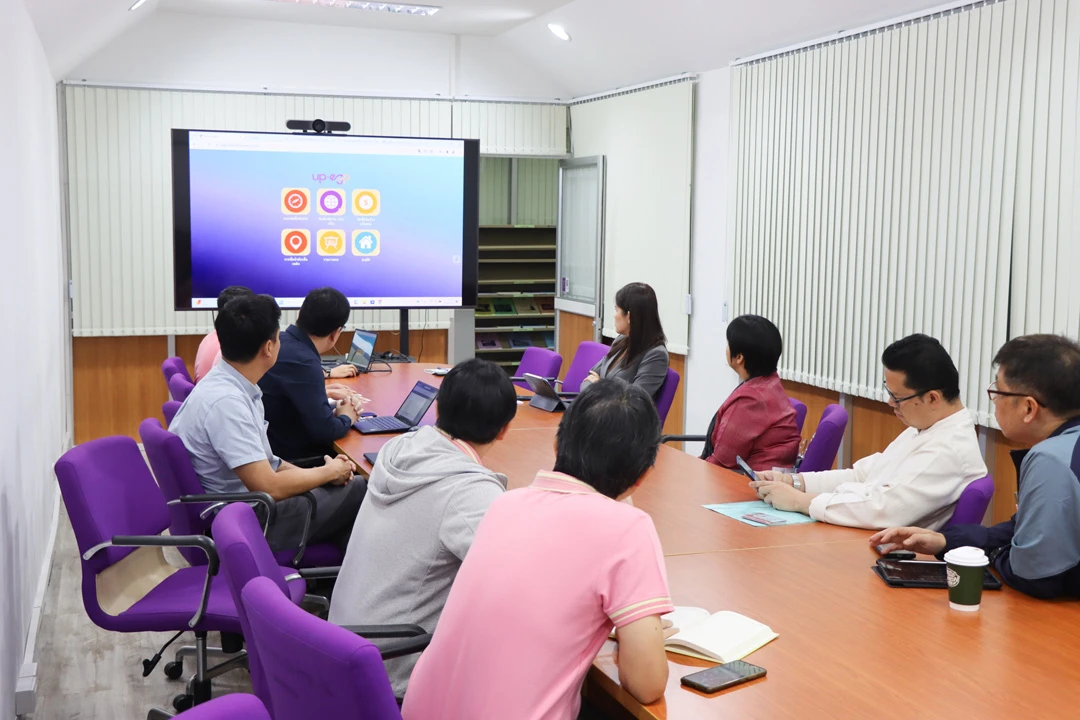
[475,226,557,370]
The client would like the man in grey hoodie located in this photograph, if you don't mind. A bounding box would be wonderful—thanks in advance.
[327,358,518,697]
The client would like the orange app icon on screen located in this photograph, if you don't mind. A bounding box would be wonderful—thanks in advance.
[281,188,311,214]
[352,189,381,216]
[317,229,346,256]
[281,229,310,256]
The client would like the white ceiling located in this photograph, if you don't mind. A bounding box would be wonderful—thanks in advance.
[29,0,955,94]
[506,0,953,96]
[159,0,573,35]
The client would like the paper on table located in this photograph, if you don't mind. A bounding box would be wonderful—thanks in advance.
[704,500,817,526]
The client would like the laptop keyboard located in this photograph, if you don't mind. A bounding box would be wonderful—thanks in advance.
[363,416,405,431]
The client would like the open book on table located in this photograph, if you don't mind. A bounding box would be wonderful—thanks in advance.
[661,607,777,663]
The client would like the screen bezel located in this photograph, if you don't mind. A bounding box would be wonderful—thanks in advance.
[171,128,479,311]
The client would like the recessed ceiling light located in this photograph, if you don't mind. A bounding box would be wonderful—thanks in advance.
[548,23,571,41]
[128,0,149,10]
[263,0,441,14]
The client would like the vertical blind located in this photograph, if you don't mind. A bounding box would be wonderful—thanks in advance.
[63,86,568,336]
[731,0,1077,426]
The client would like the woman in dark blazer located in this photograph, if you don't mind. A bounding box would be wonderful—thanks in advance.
[581,283,670,398]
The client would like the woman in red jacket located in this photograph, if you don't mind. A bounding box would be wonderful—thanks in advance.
[705,315,802,471]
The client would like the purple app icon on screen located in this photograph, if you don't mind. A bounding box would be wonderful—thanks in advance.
[318,188,345,215]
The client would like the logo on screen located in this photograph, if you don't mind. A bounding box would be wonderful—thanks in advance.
[281,230,311,256]
[317,230,346,256]
[352,189,380,216]
[317,189,346,216]
[281,188,310,214]
[352,230,380,257]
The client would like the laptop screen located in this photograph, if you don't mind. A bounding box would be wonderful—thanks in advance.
[349,330,377,371]
[396,381,439,425]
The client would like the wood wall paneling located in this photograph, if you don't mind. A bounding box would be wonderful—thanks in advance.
[556,310,596,380]
[850,397,907,465]
[175,334,202,371]
[992,430,1026,524]
[74,336,170,443]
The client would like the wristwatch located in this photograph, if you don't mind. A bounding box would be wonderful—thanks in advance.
[791,474,804,492]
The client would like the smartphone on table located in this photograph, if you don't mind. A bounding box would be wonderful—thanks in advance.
[742,512,787,526]
[681,660,766,693]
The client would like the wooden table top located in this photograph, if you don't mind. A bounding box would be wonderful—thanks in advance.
[333,376,1080,718]
[331,363,561,472]
[589,541,1080,719]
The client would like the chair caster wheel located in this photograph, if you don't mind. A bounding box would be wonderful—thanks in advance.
[173,694,194,712]
[164,661,184,680]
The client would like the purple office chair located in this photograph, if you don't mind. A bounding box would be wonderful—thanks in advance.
[789,398,808,433]
[175,694,270,719]
[655,368,681,426]
[797,403,848,472]
[54,436,253,714]
[163,400,182,427]
[169,372,195,402]
[559,341,610,394]
[242,577,411,720]
[944,475,995,527]
[163,356,194,385]
[139,418,343,569]
[510,347,563,390]
[214,503,428,715]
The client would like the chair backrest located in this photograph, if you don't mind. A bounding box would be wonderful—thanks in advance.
[54,436,171,624]
[513,347,563,390]
[242,576,403,720]
[789,398,808,433]
[168,372,195,402]
[162,400,182,427]
[654,368,681,426]
[944,475,995,527]
[213,503,293,714]
[798,403,848,472]
[562,341,609,394]
[162,356,193,385]
[178,694,271,720]
[139,418,212,567]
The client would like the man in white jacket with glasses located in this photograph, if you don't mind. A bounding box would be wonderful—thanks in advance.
[752,334,987,530]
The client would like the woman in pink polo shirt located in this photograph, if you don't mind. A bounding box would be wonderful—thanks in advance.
[402,380,674,720]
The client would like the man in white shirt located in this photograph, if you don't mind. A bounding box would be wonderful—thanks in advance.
[751,334,987,530]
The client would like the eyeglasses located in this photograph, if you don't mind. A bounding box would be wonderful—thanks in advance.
[881,381,926,405]
[986,381,1042,406]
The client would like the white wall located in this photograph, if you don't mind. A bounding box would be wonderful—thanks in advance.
[685,67,739,450]
[0,0,67,713]
[67,12,571,101]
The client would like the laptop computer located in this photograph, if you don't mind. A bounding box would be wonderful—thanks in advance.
[354,381,439,434]
[524,373,571,412]
[334,329,378,372]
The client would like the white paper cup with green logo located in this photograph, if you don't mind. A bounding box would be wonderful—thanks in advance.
[943,546,989,611]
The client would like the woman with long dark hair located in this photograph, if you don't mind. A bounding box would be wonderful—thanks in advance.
[581,282,669,398]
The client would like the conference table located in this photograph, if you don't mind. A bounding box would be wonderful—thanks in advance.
[332,364,1080,719]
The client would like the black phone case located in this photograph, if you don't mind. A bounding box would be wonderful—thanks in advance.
[681,661,766,693]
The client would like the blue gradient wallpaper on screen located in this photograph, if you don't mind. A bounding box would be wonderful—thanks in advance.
[188,148,464,302]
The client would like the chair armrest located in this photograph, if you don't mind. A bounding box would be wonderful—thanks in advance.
[659,434,707,444]
[287,456,326,469]
[510,376,557,383]
[84,534,219,628]
[338,623,428,639]
[296,566,341,580]
[377,634,432,660]
[287,492,319,566]
[173,492,276,527]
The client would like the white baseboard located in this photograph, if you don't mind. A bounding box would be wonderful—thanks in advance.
[16,488,61,717]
